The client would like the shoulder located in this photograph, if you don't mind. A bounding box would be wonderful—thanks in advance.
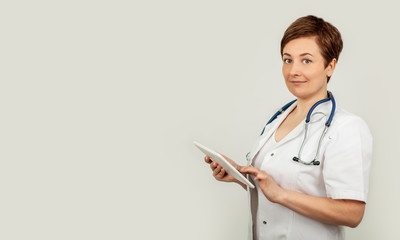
[330,107,373,140]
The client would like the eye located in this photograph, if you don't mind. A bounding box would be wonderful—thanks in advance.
[283,59,292,64]
[302,59,312,64]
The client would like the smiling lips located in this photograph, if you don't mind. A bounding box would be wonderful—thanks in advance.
[291,80,307,85]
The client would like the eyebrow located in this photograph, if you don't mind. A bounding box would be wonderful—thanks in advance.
[283,53,314,57]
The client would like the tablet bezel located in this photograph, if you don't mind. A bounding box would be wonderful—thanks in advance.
[194,141,255,189]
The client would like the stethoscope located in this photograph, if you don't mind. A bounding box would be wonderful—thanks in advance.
[259,91,336,166]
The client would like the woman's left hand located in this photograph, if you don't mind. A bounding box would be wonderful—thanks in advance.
[240,165,285,203]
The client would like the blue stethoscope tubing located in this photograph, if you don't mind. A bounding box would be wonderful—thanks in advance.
[260,91,336,166]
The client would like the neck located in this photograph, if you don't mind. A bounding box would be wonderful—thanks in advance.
[293,91,329,118]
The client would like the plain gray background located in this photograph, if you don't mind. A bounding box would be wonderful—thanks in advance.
[1,0,399,239]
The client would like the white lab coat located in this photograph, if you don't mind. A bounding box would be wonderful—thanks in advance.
[246,100,373,240]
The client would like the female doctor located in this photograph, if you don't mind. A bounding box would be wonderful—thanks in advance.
[204,15,372,240]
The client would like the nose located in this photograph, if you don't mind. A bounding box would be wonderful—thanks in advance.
[288,61,301,77]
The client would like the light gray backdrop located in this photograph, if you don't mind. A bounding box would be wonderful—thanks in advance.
[1,0,399,239]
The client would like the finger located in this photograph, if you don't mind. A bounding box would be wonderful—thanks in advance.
[239,165,260,176]
[235,165,243,171]
[216,168,226,178]
[204,155,212,163]
[213,166,221,177]
[210,161,218,171]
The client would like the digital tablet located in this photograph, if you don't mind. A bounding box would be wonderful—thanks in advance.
[194,141,255,189]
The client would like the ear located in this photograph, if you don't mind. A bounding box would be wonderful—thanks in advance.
[326,58,337,78]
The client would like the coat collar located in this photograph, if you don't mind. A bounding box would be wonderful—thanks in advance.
[249,99,334,164]
[249,101,298,163]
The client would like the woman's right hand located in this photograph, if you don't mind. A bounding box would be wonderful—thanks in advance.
[204,155,242,183]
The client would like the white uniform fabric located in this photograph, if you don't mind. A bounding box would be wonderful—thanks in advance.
[246,100,373,240]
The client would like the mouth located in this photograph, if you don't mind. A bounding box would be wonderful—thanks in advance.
[290,80,307,85]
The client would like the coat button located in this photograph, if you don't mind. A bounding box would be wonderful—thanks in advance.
[263,221,267,225]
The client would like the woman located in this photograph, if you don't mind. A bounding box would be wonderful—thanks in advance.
[204,15,372,240]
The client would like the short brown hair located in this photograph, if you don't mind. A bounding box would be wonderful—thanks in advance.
[280,15,343,82]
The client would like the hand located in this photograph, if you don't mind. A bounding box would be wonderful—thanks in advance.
[239,165,285,203]
[204,155,242,184]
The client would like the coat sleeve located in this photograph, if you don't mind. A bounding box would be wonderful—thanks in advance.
[322,115,373,202]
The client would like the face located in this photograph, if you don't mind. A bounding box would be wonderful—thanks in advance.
[282,37,336,101]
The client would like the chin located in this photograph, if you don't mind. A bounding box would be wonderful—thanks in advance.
[287,87,308,99]
[288,87,328,101]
